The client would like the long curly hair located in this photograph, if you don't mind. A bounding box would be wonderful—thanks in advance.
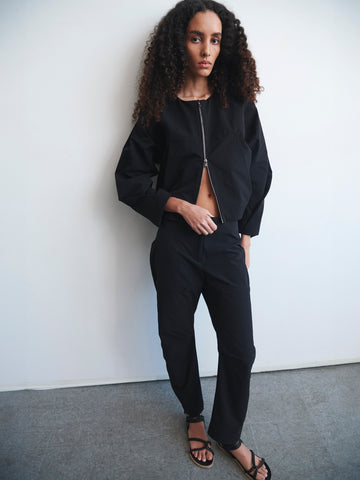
[133,0,263,125]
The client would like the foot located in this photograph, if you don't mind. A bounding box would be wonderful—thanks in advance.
[187,421,214,464]
[230,442,269,480]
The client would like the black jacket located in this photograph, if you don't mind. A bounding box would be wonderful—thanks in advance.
[115,92,272,237]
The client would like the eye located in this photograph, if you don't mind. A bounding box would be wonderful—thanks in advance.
[191,36,201,43]
[212,38,220,45]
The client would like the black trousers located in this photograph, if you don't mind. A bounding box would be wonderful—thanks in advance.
[149,212,256,444]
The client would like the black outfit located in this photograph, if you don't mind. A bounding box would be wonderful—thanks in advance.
[115,92,272,444]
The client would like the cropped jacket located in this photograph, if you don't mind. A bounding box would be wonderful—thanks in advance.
[115,92,272,237]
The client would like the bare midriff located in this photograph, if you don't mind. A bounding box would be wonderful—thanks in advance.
[195,166,220,217]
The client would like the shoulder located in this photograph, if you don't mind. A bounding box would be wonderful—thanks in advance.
[215,93,255,120]
[226,94,254,112]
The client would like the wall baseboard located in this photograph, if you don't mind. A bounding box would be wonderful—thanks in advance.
[1,358,359,393]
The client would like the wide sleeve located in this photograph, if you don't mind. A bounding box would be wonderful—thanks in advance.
[238,101,272,237]
[115,118,171,226]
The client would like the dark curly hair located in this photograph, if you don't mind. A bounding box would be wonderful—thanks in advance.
[133,0,263,125]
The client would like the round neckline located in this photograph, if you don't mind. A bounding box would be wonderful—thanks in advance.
[176,93,213,103]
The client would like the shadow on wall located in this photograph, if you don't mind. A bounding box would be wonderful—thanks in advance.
[92,33,167,381]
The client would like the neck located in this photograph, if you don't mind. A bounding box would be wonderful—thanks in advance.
[177,76,212,100]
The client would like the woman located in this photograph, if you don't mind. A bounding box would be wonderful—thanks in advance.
[115,1,272,479]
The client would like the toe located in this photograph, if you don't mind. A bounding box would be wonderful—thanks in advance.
[258,465,268,480]
[255,470,265,480]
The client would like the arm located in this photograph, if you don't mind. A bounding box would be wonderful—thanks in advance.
[164,196,218,235]
[115,122,216,234]
[238,101,272,238]
[115,118,171,226]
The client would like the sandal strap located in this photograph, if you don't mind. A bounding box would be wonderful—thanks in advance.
[246,450,265,476]
[188,437,213,454]
[188,437,211,446]
[190,446,214,453]
[186,414,204,424]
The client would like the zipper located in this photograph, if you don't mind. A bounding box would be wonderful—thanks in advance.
[197,100,224,223]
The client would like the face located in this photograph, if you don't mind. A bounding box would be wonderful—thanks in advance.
[184,10,222,79]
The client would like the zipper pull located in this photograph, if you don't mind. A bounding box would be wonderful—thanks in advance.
[203,158,208,167]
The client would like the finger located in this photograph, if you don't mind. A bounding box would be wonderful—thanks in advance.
[208,219,218,232]
[195,225,205,235]
[203,214,218,232]
[189,221,203,235]
[198,225,210,235]
[200,218,217,234]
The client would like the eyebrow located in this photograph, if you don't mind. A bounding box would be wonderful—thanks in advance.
[189,30,222,37]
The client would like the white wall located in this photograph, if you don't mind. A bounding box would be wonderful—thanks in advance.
[1,0,359,391]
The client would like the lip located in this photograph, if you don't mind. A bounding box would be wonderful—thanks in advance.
[198,62,211,68]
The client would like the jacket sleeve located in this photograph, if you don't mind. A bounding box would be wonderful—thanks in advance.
[238,101,272,237]
[115,118,171,226]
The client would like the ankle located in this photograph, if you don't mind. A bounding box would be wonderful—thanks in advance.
[186,414,204,423]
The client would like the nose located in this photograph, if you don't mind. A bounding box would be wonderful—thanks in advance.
[201,40,211,57]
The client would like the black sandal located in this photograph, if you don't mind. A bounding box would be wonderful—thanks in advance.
[217,439,272,479]
[186,414,214,468]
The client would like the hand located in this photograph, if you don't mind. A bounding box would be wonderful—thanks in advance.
[240,235,251,269]
[242,245,250,269]
[164,197,217,235]
[180,203,217,235]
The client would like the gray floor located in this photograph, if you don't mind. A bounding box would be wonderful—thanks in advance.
[0,363,359,480]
